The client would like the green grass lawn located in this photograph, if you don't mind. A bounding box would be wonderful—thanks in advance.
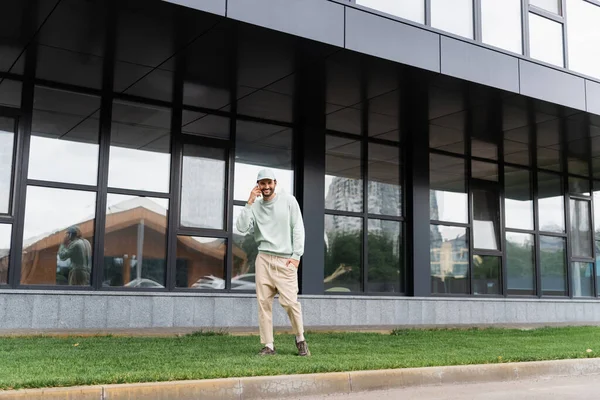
[1,327,599,390]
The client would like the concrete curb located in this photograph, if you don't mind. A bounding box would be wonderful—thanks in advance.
[1,358,599,399]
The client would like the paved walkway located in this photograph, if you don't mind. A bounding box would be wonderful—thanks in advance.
[300,373,600,400]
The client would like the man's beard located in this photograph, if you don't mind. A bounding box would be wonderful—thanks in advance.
[262,189,273,198]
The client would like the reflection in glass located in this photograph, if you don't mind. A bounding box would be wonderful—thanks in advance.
[29,87,100,185]
[537,119,562,171]
[181,145,226,230]
[431,0,473,39]
[569,177,590,196]
[176,237,226,289]
[572,262,594,297]
[430,154,467,223]
[326,136,362,213]
[472,161,498,181]
[0,117,15,214]
[430,224,469,294]
[531,0,561,14]
[182,112,230,140]
[569,199,592,258]
[232,205,259,290]
[540,235,567,296]
[506,232,535,295]
[325,215,362,292]
[22,186,96,286]
[356,0,425,23]
[0,79,22,108]
[0,224,11,284]
[473,188,500,250]
[235,121,293,201]
[103,194,168,288]
[367,219,402,292]
[596,242,600,296]
[538,172,565,232]
[594,189,600,241]
[529,13,564,67]
[481,0,522,54]
[368,144,401,216]
[473,255,500,295]
[505,167,533,230]
[567,0,600,79]
[109,101,171,193]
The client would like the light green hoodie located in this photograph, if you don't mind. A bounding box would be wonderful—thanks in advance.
[236,193,305,260]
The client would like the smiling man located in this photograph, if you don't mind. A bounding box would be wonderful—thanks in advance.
[235,168,309,356]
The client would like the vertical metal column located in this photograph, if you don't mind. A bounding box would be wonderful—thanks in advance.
[403,68,431,297]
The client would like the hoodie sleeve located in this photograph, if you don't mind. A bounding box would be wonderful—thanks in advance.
[289,196,305,260]
[235,203,255,234]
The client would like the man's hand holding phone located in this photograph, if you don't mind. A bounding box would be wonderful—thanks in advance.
[248,185,262,205]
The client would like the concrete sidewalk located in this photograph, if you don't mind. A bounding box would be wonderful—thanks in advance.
[1,358,599,400]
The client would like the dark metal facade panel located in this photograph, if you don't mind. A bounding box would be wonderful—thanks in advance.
[440,37,520,94]
[519,60,586,111]
[162,0,226,16]
[345,8,440,73]
[586,80,600,117]
[227,0,345,47]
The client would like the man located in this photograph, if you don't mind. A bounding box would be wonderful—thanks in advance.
[58,226,92,286]
[236,168,309,356]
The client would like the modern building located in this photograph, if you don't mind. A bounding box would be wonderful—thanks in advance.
[2,0,600,332]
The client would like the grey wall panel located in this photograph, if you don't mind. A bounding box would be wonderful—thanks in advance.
[227,0,345,47]
[519,61,586,111]
[345,9,440,72]
[162,0,226,16]
[441,37,519,93]
[586,80,600,116]
[3,292,600,332]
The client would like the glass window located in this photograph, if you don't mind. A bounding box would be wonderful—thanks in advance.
[367,219,402,293]
[594,185,600,241]
[530,0,561,14]
[181,145,226,230]
[0,224,11,284]
[471,139,498,161]
[567,0,600,79]
[29,87,100,186]
[0,117,15,214]
[326,136,363,213]
[572,262,594,297]
[368,143,401,216]
[537,118,562,172]
[473,187,500,251]
[505,167,534,230]
[596,243,600,295]
[103,194,168,288]
[430,154,467,223]
[504,107,531,166]
[109,101,171,193]
[431,0,474,39]
[472,255,501,295]
[182,112,229,140]
[540,235,567,296]
[506,232,535,295]
[529,13,564,67]
[21,186,96,286]
[429,225,469,294]
[368,90,401,141]
[232,205,259,291]
[569,199,593,258]
[234,121,293,202]
[356,0,425,23]
[325,215,362,293]
[472,161,499,182]
[176,236,226,290]
[0,79,22,108]
[430,224,469,294]
[481,0,523,54]
[538,172,565,233]
[569,177,590,196]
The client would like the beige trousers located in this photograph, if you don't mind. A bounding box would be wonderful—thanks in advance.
[255,253,304,345]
